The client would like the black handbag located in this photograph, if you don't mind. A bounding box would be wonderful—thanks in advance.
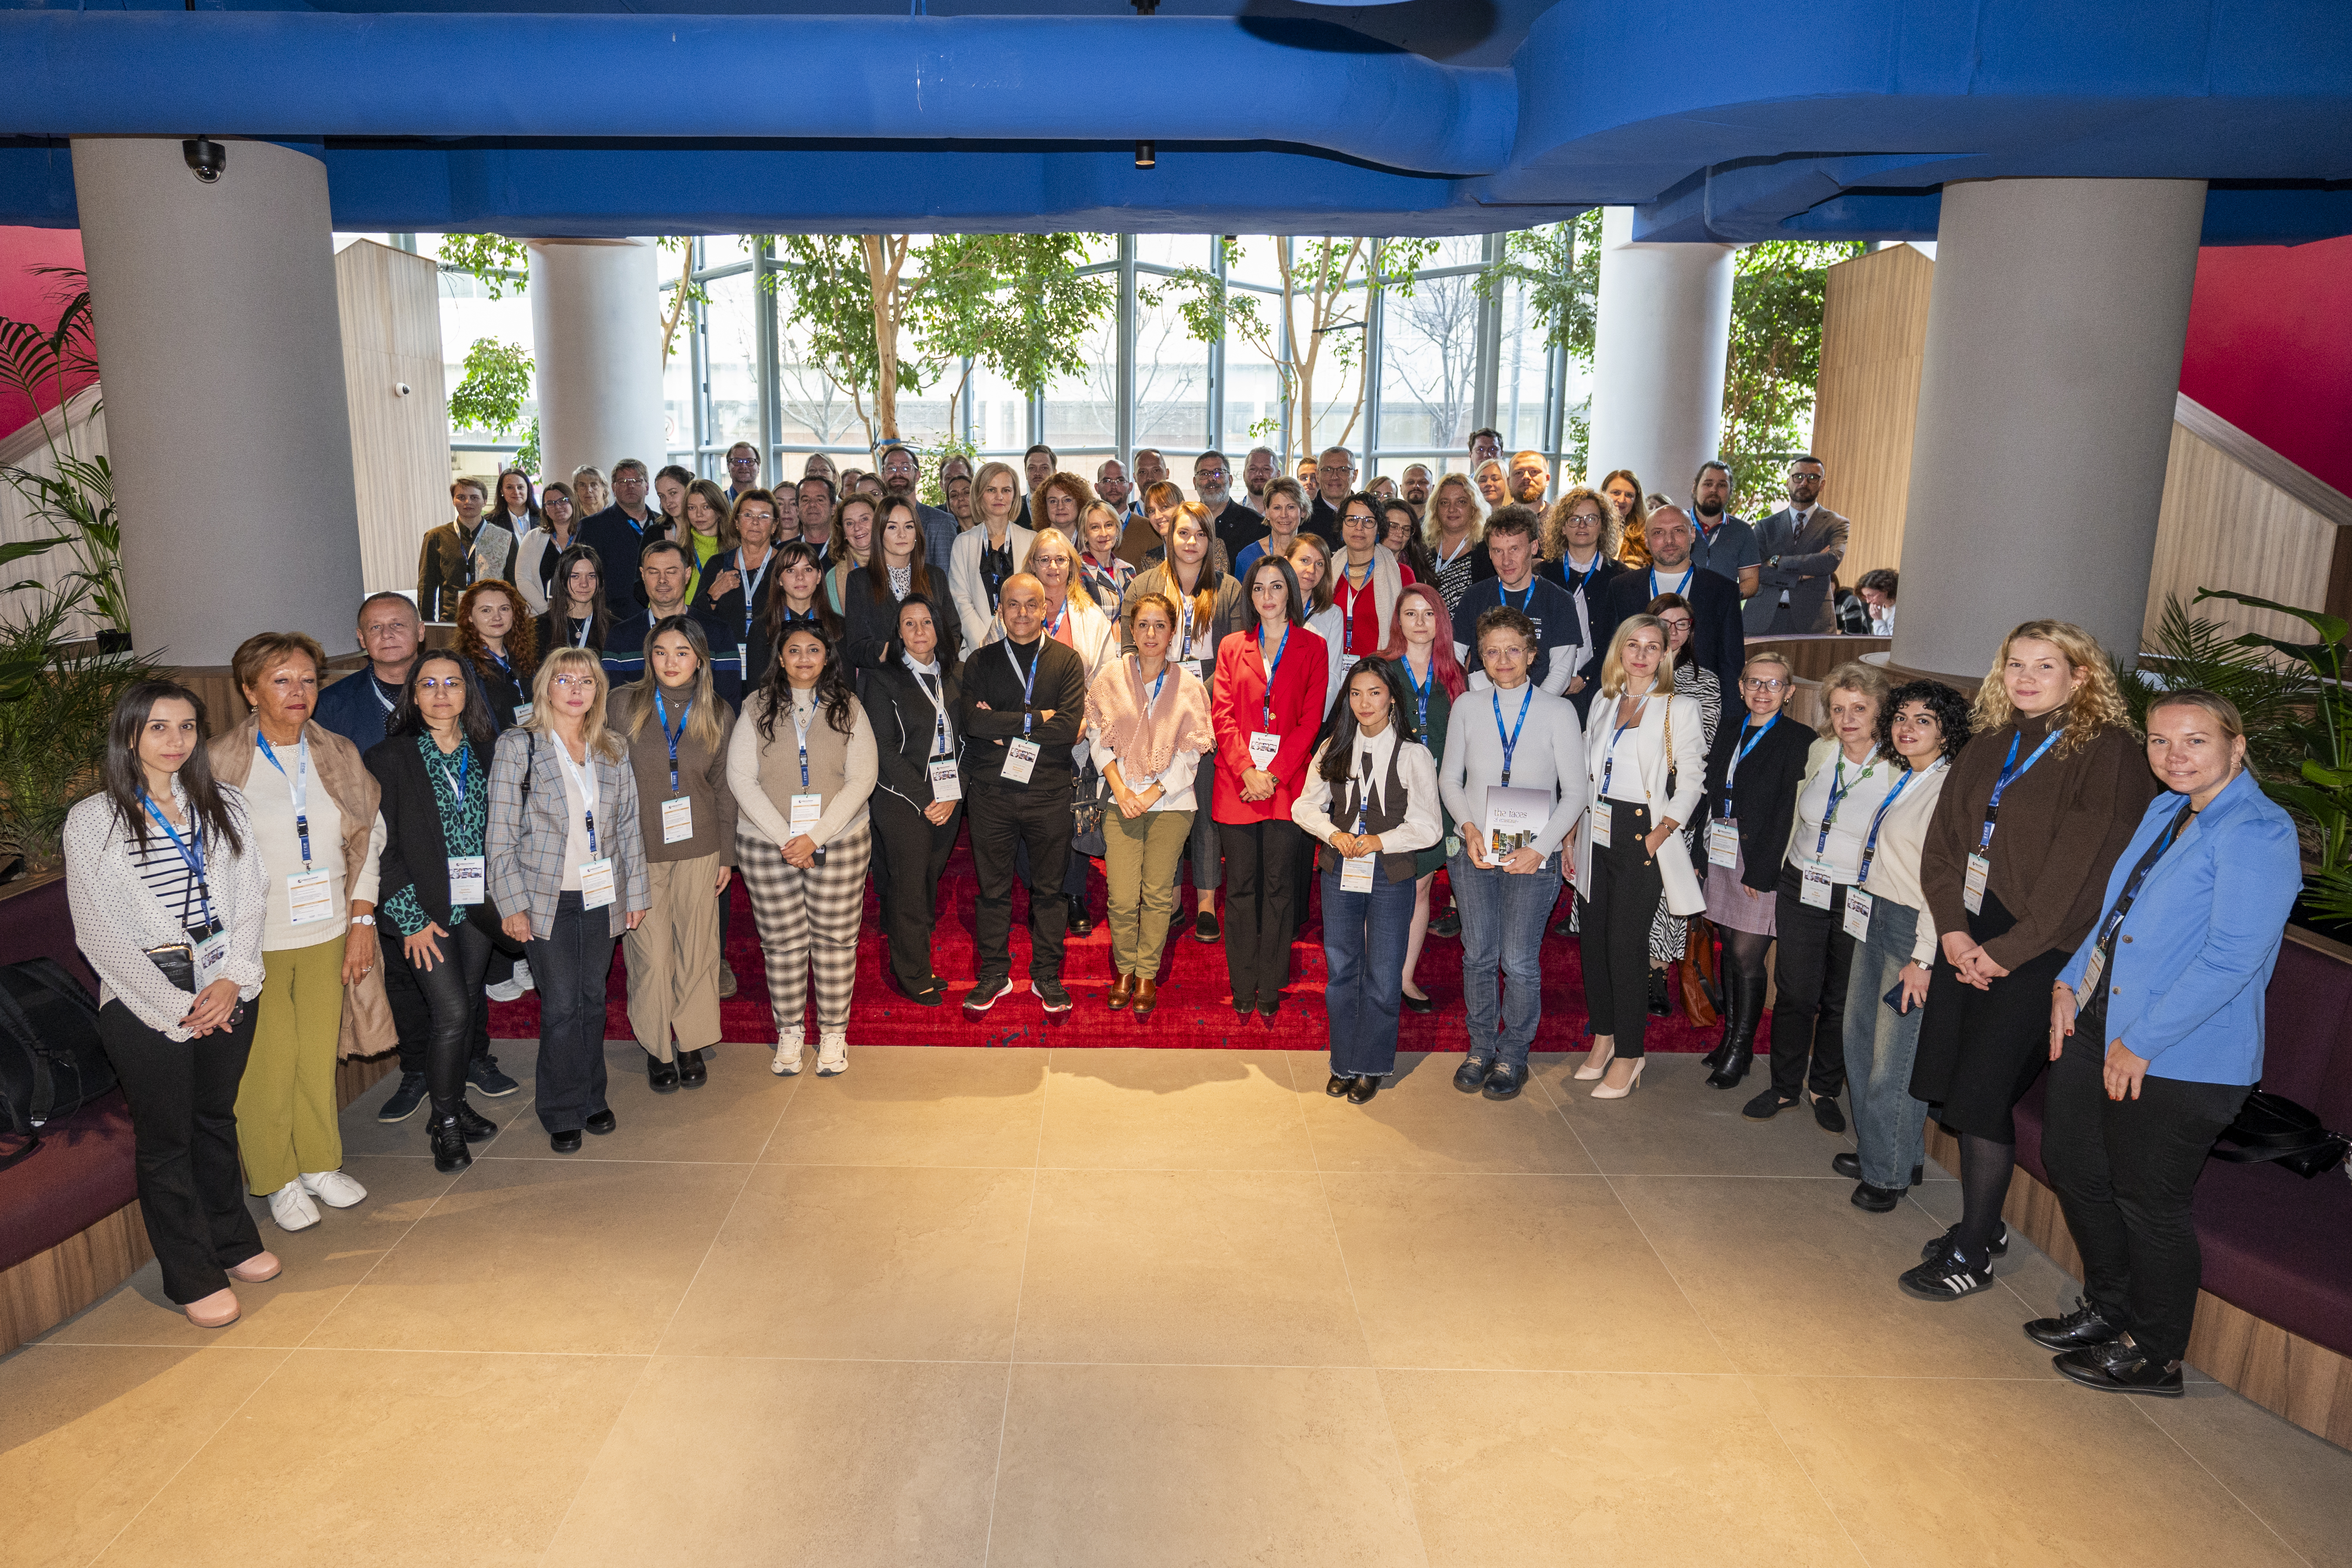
[0,957,119,1172]
[2209,1089,2351,1180]
[1070,760,1110,859]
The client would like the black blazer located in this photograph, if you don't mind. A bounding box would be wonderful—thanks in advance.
[1597,565,1747,705]
[364,731,486,934]
[1542,553,1628,721]
[536,609,604,656]
[694,545,777,687]
[861,658,963,813]
[466,656,530,733]
[1700,711,1815,892]
[840,564,963,681]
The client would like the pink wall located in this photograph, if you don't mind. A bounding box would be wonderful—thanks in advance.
[2179,235,2352,499]
[0,225,93,442]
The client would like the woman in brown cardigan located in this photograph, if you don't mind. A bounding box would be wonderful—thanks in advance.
[1899,620,2158,1301]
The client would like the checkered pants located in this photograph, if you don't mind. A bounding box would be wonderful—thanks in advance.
[736,822,872,1037]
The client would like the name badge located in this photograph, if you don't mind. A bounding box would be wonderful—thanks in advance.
[1339,853,1377,893]
[512,702,534,725]
[789,792,823,834]
[579,856,617,910]
[1706,818,1739,868]
[191,924,229,987]
[661,795,694,844]
[1002,737,1041,784]
[2075,946,2108,1011]
[1963,852,1991,915]
[447,855,486,905]
[928,758,962,802]
[1842,886,1874,940]
[286,867,336,925]
[1800,859,1835,910]
[1588,809,1611,849]
[1248,731,1280,770]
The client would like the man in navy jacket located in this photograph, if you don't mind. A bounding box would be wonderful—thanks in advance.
[1595,506,1747,700]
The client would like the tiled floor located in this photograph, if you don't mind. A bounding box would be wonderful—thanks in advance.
[5,1044,2348,1568]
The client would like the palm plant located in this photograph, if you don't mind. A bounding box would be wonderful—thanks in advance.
[0,267,129,636]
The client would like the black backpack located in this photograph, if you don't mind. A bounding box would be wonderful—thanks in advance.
[0,957,119,1172]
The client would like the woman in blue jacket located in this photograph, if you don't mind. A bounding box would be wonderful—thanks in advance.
[2038,690,2300,1397]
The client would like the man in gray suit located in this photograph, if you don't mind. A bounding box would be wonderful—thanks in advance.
[1743,455,1850,635]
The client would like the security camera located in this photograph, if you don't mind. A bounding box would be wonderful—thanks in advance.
[395,383,412,397]
[182,138,226,184]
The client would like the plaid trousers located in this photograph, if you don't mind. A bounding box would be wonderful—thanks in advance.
[737,822,872,1037]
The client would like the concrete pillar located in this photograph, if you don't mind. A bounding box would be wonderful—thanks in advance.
[72,137,361,666]
[1893,178,2207,678]
[1586,207,1734,503]
[527,238,666,488]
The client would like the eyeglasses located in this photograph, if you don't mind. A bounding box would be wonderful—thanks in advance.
[1195,467,1228,481]
[417,678,466,694]
[551,674,596,691]
[1741,677,1789,693]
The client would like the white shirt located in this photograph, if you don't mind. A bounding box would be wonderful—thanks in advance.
[243,742,384,950]
[1292,725,1442,855]
[1787,743,1895,884]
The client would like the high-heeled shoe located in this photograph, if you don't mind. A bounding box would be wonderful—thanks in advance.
[1573,1040,1615,1080]
[1590,1059,1646,1099]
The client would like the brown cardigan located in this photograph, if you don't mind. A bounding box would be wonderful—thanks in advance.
[607,683,740,866]
[1918,707,2158,970]
[208,715,398,1059]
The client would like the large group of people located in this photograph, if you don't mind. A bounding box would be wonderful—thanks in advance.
[65,434,2301,1402]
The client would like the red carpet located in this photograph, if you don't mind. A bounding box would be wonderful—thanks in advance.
[486,844,1737,1053]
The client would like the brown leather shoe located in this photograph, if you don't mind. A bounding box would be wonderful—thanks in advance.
[1131,975,1158,1018]
[1107,973,1135,1010]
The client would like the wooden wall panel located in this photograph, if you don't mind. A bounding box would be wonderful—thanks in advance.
[1812,245,1933,586]
[336,240,448,599]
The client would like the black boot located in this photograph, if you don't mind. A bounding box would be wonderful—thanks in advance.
[1646,967,1672,1019]
[428,1109,473,1173]
[1707,974,1767,1090]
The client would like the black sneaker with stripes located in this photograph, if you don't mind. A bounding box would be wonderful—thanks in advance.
[1918,1220,2008,1264]
[1898,1241,1997,1302]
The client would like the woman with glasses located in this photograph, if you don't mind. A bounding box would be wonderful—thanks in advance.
[1696,652,1814,1089]
[515,481,581,615]
[1330,491,1414,666]
[696,486,785,696]
[537,544,613,656]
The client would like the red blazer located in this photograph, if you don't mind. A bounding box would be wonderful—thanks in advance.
[1210,622,1330,824]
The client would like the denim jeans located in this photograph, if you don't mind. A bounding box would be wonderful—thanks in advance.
[1841,896,1931,1189]
[1321,863,1416,1077]
[527,892,616,1134]
[1450,848,1557,1066]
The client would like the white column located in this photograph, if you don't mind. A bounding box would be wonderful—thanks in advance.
[1585,208,1734,504]
[527,238,667,488]
[1893,178,2207,678]
[72,137,361,666]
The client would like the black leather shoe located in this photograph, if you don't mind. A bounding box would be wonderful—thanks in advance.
[1549,914,1576,939]
[1812,1094,1846,1134]
[2026,1297,2125,1351]
[1832,1151,1863,1179]
[1325,1072,1352,1097]
[550,1129,583,1153]
[2053,1337,2184,1396]
[1481,1062,1529,1101]
[1742,1088,1797,1121]
[1921,1221,2009,1264]
[585,1109,617,1135]
[1400,990,1434,1014]
[428,1113,472,1173]
[1850,1181,1902,1213]
[1453,1056,1492,1094]
[1646,967,1672,1018]
[1068,910,1094,938]
[1427,909,1460,939]
[1256,996,1280,1020]
[677,1048,708,1087]
[647,1054,680,1092]
[1193,909,1221,943]
[885,972,945,1007]
[1346,1075,1380,1105]
[454,1099,497,1142]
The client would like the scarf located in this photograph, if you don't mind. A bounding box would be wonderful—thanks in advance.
[1087,652,1212,781]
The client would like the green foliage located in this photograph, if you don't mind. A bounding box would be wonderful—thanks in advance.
[0,269,130,632]
[439,235,530,301]
[1480,212,1601,475]
[0,590,161,871]
[514,417,542,479]
[1719,240,1863,513]
[448,337,534,441]
[920,434,979,507]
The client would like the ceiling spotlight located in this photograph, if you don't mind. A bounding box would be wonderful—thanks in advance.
[1136,141,1156,169]
[1131,0,1159,13]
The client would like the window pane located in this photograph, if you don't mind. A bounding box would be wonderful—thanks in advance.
[700,270,762,472]
[1377,268,1481,458]
[968,355,1029,458]
[1135,289,1208,455]
[1494,274,1557,470]
[1134,233,1208,272]
[772,277,869,455]
[1042,304,1116,452]
[432,231,538,467]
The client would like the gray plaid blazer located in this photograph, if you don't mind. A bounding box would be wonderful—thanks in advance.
[487,726,652,937]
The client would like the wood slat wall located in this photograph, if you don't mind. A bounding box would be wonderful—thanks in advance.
[335,240,448,599]
[1810,245,1934,586]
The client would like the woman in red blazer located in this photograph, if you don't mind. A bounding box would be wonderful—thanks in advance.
[1212,556,1330,1017]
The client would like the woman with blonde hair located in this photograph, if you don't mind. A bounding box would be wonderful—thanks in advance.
[488,647,651,1153]
[1600,468,1650,567]
[948,459,1035,658]
[455,578,539,731]
[1420,472,1490,612]
[1900,620,2159,1301]
[570,465,611,520]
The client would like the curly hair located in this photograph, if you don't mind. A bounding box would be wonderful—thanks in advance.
[1543,485,1621,563]
[1876,679,1973,768]
[455,578,538,681]
[1970,619,2136,756]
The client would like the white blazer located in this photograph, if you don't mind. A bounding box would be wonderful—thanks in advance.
[948,522,1037,660]
[1575,689,1708,917]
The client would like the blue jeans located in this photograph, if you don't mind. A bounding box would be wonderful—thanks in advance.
[527,892,616,1135]
[1450,848,1557,1066]
[1321,863,1416,1077]
[1842,896,1931,1189]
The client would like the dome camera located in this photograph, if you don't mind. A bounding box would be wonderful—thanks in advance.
[182,138,226,184]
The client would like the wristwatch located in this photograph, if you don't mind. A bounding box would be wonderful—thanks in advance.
[350,914,377,927]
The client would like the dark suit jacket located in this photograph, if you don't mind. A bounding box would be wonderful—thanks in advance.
[578,505,672,614]
[1540,553,1626,721]
[1597,565,1747,708]
[1698,710,1816,892]
[1744,506,1850,634]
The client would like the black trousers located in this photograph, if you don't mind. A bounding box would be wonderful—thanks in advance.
[526,892,615,1134]
[98,998,266,1305]
[407,916,494,1114]
[1579,798,1663,1055]
[383,922,488,1075]
[2042,1031,2247,1363]
[872,788,961,991]
[1769,861,1854,1099]
[1221,816,1301,1007]
[969,782,1070,986]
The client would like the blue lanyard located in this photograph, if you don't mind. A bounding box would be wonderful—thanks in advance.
[1720,713,1777,817]
[1649,564,1692,598]
[256,734,314,870]
[1257,625,1289,730]
[1402,655,1434,733]
[2095,801,2197,955]
[791,698,813,788]
[1853,762,1922,882]
[1493,684,1533,787]
[1979,728,2064,853]
[1146,665,1169,708]
[738,549,773,639]
[655,688,690,793]
[488,650,513,677]
[1006,639,1041,738]
[1601,701,1641,796]
[1814,751,1880,856]
[434,743,471,805]
[1046,597,1069,641]
[1560,556,1601,595]
[1499,580,1534,615]
[139,795,216,929]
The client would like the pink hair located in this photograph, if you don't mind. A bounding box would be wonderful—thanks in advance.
[1377,582,1469,699]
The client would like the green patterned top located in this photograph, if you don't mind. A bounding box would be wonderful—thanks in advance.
[382,732,491,936]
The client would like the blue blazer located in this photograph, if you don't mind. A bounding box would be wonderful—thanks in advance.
[2056,768,2300,1085]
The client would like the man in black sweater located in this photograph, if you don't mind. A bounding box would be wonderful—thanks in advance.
[959,572,1090,1019]
[1595,505,1748,699]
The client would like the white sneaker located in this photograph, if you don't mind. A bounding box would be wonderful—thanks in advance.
[299,1169,368,1209]
[816,1031,848,1076]
[484,956,532,1003]
[268,1180,320,1232]
[771,1036,804,1076]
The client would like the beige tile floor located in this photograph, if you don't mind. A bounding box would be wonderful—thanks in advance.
[5,1044,2349,1568]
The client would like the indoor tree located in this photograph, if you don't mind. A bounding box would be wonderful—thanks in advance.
[1478,213,1597,472]
[1716,239,1864,512]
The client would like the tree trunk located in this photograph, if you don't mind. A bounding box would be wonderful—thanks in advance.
[862,235,902,445]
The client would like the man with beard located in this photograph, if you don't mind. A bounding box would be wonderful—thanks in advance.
[1192,449,1265,558]
[1012,443,1056,528]
[878,441,958,572]
[1688,459,1761,597]
[1744,455,1849,635]
[1401,463,1434,510]
[1507,450,1553,509]
[1595,505,1748,697]
[1095,456,1140,519]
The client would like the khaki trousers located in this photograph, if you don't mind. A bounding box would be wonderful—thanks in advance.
[1104,809,1194,979]
[239,933,345,1194]
[625,852,725,1061]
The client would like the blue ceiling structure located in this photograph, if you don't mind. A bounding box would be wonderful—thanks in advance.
[2,0,2349,243]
